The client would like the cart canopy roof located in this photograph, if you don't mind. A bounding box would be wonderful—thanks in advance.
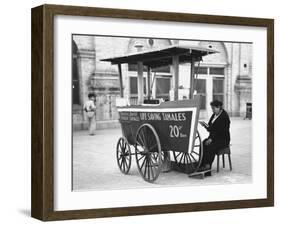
[101,45,218,68]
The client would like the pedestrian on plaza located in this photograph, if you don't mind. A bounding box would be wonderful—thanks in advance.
[83,93,97,135]
[198,100,231,174]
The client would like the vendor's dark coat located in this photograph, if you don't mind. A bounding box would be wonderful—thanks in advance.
[207,109,231,145]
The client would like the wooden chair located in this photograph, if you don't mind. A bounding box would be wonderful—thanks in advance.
[216,146,232,172]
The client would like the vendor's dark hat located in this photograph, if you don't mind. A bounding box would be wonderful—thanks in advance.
[210,100,223,107]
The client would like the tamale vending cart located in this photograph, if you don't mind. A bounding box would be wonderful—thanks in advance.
[101,45,218,182]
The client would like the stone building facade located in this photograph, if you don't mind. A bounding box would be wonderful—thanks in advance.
[72,35,252,130]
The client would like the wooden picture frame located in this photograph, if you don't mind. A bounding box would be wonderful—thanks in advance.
[31,4,274,221]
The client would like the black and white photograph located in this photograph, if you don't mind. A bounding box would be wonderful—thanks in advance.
[71,35,252,191]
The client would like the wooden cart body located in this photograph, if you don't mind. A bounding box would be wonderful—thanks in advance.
[118,97,201,154]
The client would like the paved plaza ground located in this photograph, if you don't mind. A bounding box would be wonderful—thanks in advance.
[72,117,252,191]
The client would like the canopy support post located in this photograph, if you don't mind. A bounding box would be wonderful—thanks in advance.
[137,61,144,105]
[117,64,124,97]
[147,66,151,100]
[189,57,195,99]
[172,55,179,100]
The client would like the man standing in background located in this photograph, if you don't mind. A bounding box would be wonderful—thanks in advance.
[83,93,96,135]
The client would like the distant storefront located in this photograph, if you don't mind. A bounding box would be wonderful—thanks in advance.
[72,35,252,130]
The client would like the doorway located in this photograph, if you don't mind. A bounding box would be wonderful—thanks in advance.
[194,66,226,118]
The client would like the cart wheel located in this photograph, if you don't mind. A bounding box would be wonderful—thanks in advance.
[116,137,131,174]
[173,130,203,173]
[135,124,162,182]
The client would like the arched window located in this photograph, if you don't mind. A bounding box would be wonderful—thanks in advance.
[72,40,80,105]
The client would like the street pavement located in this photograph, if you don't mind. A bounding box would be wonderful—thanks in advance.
[72,117,252,191]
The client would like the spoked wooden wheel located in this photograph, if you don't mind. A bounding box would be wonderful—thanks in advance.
[135,124,162,182]
[116,137,131,174]
[172,130,203,173]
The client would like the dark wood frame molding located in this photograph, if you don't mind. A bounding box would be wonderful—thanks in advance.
[31,4,274,221]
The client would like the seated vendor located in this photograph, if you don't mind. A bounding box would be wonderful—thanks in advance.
[199,100,231,174]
